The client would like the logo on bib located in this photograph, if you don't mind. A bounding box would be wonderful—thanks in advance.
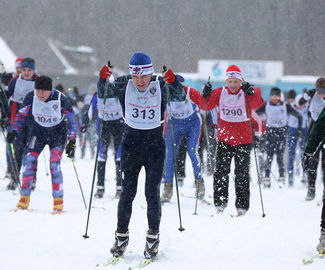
[52,104,58,111]
[149,87,156,95]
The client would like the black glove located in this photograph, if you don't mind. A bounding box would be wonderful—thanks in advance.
[79,123,88,133]
[302,152,316,172]
[0,117,9,129]
[65,139,76,158]
[242,81,255,96]
[6,130,17,143]
[203,82,212,99]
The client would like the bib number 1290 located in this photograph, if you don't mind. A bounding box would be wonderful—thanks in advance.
[132,108,155,119]
[221,108,243,116]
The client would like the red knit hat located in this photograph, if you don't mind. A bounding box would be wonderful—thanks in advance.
[226,65,242,81]
[15,57,24,67]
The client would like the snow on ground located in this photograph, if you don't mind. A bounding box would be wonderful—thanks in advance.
[0,137,324,270]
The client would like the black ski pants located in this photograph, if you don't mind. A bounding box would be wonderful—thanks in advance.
[214,141,251,211]
[117,126,165,231]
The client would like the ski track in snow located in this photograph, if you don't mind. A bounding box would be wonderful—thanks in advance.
[0,141,324,270]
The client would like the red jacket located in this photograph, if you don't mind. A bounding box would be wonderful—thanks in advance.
[185,86,263,146]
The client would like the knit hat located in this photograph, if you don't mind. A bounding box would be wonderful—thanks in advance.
[35,76,52,91]
[15,57,24,68]
[225,65,242,81]
[21,57,35,70]
[270,87,281,96]
[287,89,296,99]
[129,52,154,76]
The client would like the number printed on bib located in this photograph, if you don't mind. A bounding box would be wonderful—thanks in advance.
[219,87,248,122]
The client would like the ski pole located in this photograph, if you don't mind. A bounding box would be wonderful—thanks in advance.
[243,80,266,218]
[83,61,112,239]
[163,66,185,232]
[42,148,49,176]
[6,139,22,194]
[71,158,87,209]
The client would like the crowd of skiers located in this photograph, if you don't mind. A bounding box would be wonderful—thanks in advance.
[0,53,324,258]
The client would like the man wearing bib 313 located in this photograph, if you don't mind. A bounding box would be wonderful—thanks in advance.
[97,52,185,259]
[6,76,77,212]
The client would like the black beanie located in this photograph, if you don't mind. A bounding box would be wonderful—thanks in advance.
[35,75,52,91]
[287,89,296,99]
[270,87,281,96]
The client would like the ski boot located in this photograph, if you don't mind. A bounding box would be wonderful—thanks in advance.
[7,179,17,190]
[16,196,30,209]
[316,229,325,253]
[215,206,225,214]
[95,186,105,199]
[177,177,184,187]
[110,229,129,257]
[115,186,122,199]
[263,177,271,188]
[195,179,205,199]
[161,182,173,203]
[237,208,247,217]
[53,197,63,212]
[278,176,285,187]
[144,229,160,259]
[305,185,316,201]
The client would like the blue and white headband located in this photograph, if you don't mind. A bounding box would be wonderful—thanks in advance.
[129,63,154,76]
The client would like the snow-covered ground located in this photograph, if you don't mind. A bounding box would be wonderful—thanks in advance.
[0,137,324,270]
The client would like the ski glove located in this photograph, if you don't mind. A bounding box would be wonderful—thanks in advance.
[163,69,175,84]
[0,117,9,129]
[242,81,255,96]
[203,82,212,99]
[6,130,17,143]
[316,229,325,253]
[302,152,316,172]
[100,65,113,80]
[65,139,76,158]
[79,123,88,133]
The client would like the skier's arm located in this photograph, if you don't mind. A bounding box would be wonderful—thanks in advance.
[305,107,325,154]
[255,103,266,115]
[61,95,77,141]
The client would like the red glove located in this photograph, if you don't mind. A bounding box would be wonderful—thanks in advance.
[100,65,113,80]
[163,69,175,83]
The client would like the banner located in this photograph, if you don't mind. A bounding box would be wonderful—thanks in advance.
[198,60,283,84]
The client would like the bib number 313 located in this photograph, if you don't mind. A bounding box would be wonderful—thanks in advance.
[132,108,155,119]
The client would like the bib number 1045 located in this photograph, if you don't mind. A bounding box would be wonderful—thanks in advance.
[132,108,155,119]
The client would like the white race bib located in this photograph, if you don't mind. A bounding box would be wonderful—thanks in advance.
[125,79,161,130]
[265,102,287,128]
[32,91,63,127]
[219,87,248,122]
[12,76,35,103]
[98,97,123,121]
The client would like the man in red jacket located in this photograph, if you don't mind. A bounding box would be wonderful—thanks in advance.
[187,65,262,216]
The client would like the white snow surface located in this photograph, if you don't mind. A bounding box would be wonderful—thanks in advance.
[0,139,324,270]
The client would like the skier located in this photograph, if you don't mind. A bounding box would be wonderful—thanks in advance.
[303,78,325,200]
[287,91,309,186]
[6,75,77,211]
[97,52,185,260]
[80,85,124,199]
[185,65,261,216]
[5,57,38,190]
[161,80,205,203]
[303,102,325,254]
[255,87,302,187]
